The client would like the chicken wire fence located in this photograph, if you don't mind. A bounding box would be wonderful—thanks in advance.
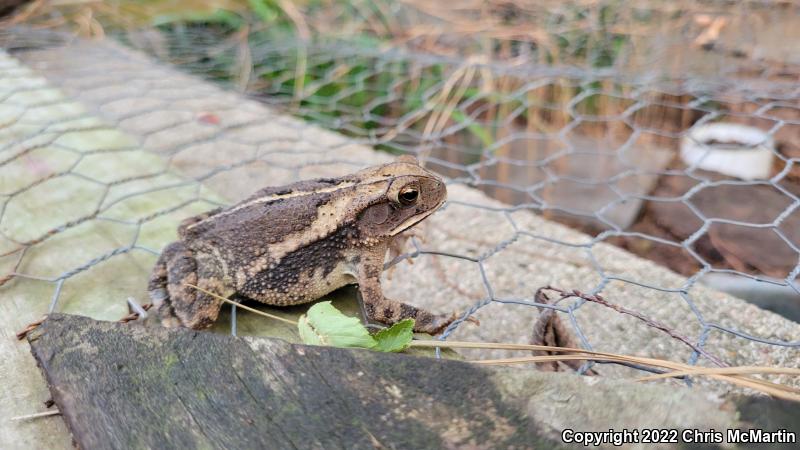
[1,0,800,378]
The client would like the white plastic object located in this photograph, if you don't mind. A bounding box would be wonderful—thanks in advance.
[680,123,775,180]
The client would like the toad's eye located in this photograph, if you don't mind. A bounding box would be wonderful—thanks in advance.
[399,186,419,206]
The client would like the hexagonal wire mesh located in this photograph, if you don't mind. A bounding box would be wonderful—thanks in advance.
[1,0,799,380]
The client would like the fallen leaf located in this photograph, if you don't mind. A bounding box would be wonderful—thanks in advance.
[373,319,414,353]
[297,301,376,349]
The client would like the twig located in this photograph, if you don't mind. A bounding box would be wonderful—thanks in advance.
[118,302,152,324]
[10,410,61,421]
[536,286,728,368]
[16,316,46,340]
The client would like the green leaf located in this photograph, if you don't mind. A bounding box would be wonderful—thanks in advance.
[152,9,244,29]
[297,314,322,346]
[248,0,280,23]
[297,301,377,349]
[372,319,415,353]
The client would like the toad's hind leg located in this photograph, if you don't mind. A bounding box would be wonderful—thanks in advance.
[148,242,228,329]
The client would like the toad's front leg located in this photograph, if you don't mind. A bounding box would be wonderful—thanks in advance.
[355,246,462,335]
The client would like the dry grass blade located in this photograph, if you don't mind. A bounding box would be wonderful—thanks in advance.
[409,339,800,402]
[471,354,640,366]
[176,288,800,402]
[472,356,800,402]
[410,339,603,353]
[638,367,800,382]
[185,283,299,326]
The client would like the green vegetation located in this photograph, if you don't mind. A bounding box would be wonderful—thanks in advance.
[12,1,690,161]
[298,301,414,352]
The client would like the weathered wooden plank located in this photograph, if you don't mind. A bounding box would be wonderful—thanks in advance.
[34,314,798,449]
[36,315,797,450]
[28,314,562,449]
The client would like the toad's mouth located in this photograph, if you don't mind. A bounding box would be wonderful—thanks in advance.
[388,197,446,236]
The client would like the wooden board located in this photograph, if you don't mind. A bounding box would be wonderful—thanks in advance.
[28,314,561,449]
